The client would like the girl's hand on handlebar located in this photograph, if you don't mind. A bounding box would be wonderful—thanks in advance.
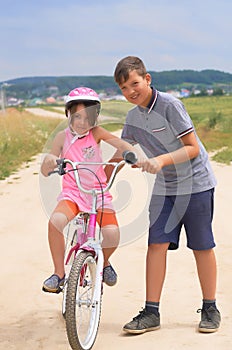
[42,154,59,176]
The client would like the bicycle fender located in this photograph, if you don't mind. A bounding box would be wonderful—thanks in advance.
[79,245,96,257]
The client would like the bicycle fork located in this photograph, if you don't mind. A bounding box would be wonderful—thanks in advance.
[81,241,104,297]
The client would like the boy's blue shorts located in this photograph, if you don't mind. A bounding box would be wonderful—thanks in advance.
[148,189,215,250]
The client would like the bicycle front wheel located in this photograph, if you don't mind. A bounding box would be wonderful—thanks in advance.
[65,251,102,350]
[62,228,78,318]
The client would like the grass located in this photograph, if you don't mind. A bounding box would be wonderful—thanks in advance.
[183,95,232,132]
[101,100,134,120]
[0,95,231,180]
[0,108,62,180]
[183,95,232,164]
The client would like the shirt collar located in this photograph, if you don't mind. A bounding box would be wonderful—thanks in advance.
[138,86,158,114]
[147,86,158,113]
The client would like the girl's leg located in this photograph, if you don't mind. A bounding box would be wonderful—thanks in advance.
[48,200,78,278]
[48,212,68,278]
[100,224,119,286]
[193,248,217,300]
[97,209,119,267]
[146,242,169,302]
[101,224,120,267]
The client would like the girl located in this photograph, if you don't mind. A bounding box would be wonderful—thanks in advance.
[41,87,136,293]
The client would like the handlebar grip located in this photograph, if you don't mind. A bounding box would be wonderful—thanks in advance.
[56,158,65,165]
[56,158,67,175]
[122,151,137,165]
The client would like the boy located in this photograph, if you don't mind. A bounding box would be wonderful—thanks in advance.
[113,56,221,333]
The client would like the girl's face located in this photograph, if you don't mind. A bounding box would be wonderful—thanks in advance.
[118,70,152,107]
[70,103,92,135]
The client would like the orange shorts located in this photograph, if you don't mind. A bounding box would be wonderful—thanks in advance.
[53,200,118,227]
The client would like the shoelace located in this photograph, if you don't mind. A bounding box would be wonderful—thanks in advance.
[133,309,148,321]
[197,308,213,321]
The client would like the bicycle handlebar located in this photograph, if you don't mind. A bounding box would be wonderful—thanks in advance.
[48,151,137,195]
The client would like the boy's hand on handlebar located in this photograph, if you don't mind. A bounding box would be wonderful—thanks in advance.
[136,157,162,174]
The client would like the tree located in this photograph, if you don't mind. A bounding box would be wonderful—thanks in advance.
[212,88,224,96]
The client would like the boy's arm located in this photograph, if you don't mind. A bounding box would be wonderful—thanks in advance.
[40,131,65,177]
[140,131,200,174]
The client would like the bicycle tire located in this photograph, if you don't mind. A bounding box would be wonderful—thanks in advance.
[62,227,78,318]
[65,251,102,350]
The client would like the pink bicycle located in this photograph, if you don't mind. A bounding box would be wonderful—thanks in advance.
[49,151,137,350]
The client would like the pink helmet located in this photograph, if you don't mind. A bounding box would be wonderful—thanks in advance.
[65,87,101,118]
[65,87,100,104]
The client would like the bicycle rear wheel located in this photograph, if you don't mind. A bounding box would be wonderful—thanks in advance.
[65,251,102,350]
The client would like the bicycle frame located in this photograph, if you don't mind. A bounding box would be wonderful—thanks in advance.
[62,158,126,258]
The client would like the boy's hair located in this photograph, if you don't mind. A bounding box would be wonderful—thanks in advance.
[114,56,147,84]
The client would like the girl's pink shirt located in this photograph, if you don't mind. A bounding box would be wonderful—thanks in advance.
[57,128,113,211]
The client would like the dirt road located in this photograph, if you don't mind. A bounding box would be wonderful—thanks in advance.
[0,154,231,349]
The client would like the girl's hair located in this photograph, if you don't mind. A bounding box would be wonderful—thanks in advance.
[114,56,147,84]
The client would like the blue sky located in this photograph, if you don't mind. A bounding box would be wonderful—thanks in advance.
[0,0,231,82]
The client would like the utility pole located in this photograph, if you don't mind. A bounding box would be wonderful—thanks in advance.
[0,84,6,114]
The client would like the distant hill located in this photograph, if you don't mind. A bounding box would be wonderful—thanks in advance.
[149,69,232,90]
[2,69,232,100]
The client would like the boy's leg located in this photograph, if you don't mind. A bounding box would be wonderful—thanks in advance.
[193,248,221,333]
[146,242,169,302]
[123,195,180,334]
[193,248,217,300]
[123,243,168,334]
[183,189,220,332]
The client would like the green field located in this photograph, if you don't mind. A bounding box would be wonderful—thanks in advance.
[0,95,231,180]
[184,96,232,163]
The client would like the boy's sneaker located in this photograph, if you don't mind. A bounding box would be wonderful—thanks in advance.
[42,274,65,293]
[103,265,117,286]
[197,306,221,333]
[123,309,160,334]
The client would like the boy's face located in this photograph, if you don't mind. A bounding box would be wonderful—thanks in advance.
[118,70,152,107]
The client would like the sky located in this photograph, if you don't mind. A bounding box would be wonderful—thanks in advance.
[0,0,231,82]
